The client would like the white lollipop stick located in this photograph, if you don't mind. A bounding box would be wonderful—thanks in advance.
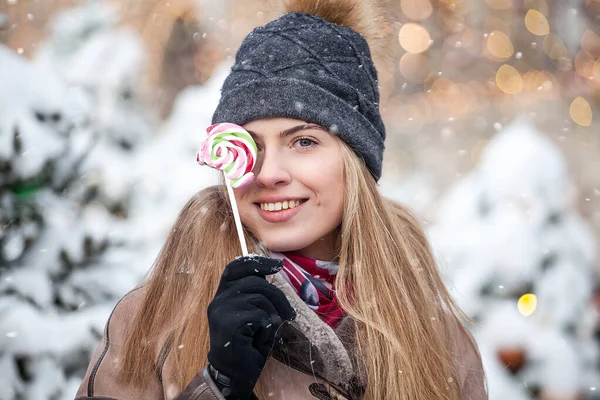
[225,175,248,256]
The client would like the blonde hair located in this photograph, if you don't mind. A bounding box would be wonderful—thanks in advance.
[118,138,482,399]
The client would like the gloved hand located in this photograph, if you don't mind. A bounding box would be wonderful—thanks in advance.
[207,256,296,400]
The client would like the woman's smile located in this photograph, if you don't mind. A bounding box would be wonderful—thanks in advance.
[256,198,307,211]
[254,198,309,223]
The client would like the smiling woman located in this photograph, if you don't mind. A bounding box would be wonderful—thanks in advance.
[75,0,487,399]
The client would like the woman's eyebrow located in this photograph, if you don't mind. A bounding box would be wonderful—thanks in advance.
[247,124,326,139]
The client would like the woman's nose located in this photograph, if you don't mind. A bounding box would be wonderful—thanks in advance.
[254,150,291,188]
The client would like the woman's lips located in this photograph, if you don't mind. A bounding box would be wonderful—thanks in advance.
[256,200,307,223]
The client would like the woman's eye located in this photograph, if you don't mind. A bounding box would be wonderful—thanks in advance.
[294,137,316,148]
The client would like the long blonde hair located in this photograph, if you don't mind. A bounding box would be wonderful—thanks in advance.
[118,137,482,399]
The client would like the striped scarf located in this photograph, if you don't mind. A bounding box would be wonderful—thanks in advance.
[270,252,345,328]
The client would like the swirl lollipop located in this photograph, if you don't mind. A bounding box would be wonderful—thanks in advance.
[197,123,257,188]
[197,123,258,255]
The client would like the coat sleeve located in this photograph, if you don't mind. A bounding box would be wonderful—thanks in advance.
[74,287,225,400]
[172,368,227,400]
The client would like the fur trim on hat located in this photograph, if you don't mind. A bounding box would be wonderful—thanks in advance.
[281,0,395,69]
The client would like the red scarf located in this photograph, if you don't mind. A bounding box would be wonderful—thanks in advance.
[271,252,345,328]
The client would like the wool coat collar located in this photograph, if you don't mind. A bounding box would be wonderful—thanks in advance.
[270,273,365,397]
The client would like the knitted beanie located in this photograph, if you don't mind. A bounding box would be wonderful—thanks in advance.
[211,7,386,181]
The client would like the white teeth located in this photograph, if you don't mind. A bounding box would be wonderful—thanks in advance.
[259,200,304,211]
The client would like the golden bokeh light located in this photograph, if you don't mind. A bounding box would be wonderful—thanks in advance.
[570,97,593,127]
[486,31,514,59]
[399,53,435,83]
[496,64,523,94]
[399,23,433,54]
[542,33,567,59]
[401,0,434,21]
[518,294,537,317]
[524,9,550,36]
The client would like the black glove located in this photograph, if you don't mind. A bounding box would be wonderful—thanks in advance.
[207,256,296,400]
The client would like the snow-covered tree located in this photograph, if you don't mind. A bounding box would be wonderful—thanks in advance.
[0,2,159,397]
[34,0,155,212]
[0,42,119,400]
[430,119,600,400]
[0,0,232,394]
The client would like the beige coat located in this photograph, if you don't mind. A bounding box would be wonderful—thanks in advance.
[75,274,487,400]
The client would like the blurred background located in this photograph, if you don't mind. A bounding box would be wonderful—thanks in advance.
[1,0,599,399]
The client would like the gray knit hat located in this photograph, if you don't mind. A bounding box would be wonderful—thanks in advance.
[211,11,386,181]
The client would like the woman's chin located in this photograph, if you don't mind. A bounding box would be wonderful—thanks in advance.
[258,237,310,254]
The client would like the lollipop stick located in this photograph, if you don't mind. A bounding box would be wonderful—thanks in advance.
[225,175,249,256]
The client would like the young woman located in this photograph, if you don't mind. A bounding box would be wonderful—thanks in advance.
[76,1,487,399]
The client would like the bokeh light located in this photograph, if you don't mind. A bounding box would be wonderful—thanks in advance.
[518,294,538,317]
[524,9,550,36]
[486,30,514,59]
[570,97,593,127]
[399,23,432,54]
[399,53,435,83]
[496,64,523,94]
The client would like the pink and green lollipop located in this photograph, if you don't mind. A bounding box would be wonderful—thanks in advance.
[196,123,258,255]
[196,123,257,188]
